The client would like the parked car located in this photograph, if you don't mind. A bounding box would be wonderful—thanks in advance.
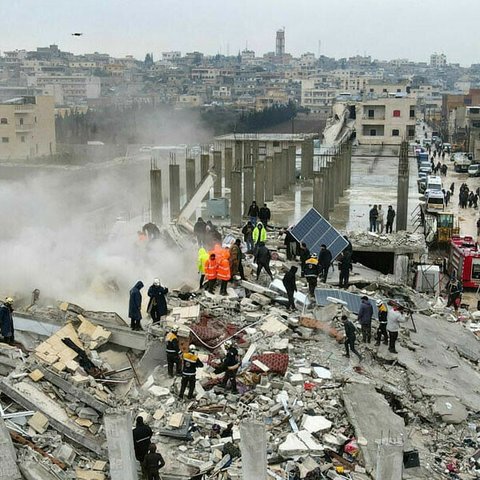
[468,164,480,177]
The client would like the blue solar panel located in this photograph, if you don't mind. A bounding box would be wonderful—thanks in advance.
[314,289,379,319]
[290,208,349,260]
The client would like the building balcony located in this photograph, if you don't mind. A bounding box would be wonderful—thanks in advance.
[361,115,385,121]
[14,105,35,113]
[15,123,34,131]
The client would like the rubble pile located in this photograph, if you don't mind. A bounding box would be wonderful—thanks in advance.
[0,251,479,479]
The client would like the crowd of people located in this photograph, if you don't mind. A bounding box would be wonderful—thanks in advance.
[368,205,396,233]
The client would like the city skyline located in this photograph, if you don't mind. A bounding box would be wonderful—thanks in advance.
[1,0,479,66]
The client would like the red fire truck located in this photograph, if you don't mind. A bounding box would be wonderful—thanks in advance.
[449,235,480,288]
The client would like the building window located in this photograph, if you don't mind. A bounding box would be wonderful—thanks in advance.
[369,129,377,136]
[368,109,375,118]
[408,128,415,138]
[0,118,7,124]
[19,117,24,125]
[392,129,400,136]
[2,137,9,143]
[393,110,401,117]
[410,109,415,118]
[21,136,25,143]
[383,88,388,93]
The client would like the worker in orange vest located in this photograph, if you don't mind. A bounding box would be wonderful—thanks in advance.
[204,253,218,294]
[217,255,231,296]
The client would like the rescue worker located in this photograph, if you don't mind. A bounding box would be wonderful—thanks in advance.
[255,242,274,281]
[338,249,352,289]
[132,416,153,464]
[147,278,168,324]
[0,297,15,345]
[217,255,231,296]
[252,221,267,254]
[341,315,362,361]
[142,444,165,480]
[299,242,310,277]
[165,326,181,377]
[282,266,298,311]
[375,299,388,346]
[318,244,332,283]
[129,281,144,331]
[179,345,204,400]
[304,253,319,296]
[387,304,407,354]
[205,253,218,293]
[197,246,209,288]
[357,296,373,343]
[221,340,240,393]
[229,239,245,280]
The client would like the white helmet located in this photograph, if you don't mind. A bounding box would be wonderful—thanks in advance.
[189,344,197,353]
[154,278,160,286]
[171,325,179,333]
[376,299,383,307]
[224,340,233,348]
[4,297,13,305]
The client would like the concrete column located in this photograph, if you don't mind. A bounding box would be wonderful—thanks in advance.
[282,148,289,192]
[0,418,21,479]
[265,156,274,201]
[224,146,233,189]
[301,139,314,179]
[346,141,352,188]
[255,158,265,206]
[234,141,243,170]
[240,421,267,480]
[200,153,210,200]
[150,168,163,225]
[273,151,283,195]
[213,150,222,197]
[396,141,409,231]
[288,144,297,185]
[327,160,335,212]
[105,411,138,480]
[244,141,251,166]
[334,155,341,204]
[169,164,180,219]
[231,170,242,226]
[185,157,196,201]
[243,165,254,215]
[313,170,326,218]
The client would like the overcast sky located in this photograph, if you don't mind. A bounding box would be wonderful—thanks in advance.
[1,0,478,66]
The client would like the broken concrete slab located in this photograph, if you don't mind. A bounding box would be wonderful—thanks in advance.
[240,421,267,480]
[301,415,332,433]
[260,315,288,334]
[28,411,49,434]
[433,397,468,424]
[0,417,21,479]
[342,383,405,478]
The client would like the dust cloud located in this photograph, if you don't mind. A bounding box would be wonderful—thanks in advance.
[0,162,196,317]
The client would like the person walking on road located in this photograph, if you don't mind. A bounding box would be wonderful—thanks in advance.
[387,304,407,353]
[357,296,373,343]
[147,279,168,324]
[342,315,362,361]
[129,281,144,331]
[386,206,396,233]
[375,299,388,346]
[282,266,298,311]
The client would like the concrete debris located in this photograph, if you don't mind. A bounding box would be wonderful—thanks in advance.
[1,230,480,480]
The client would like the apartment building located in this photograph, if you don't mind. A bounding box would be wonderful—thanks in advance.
[332,70,383,94]
[29,75,101,104]
[430,53,447,69]
[301,78,337,115]
[355,97,416,145]
[0,95,56,160]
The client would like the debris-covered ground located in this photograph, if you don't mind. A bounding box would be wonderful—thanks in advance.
[1,229,480,480]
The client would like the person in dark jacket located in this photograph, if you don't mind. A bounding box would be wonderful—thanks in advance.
[284,229,298,261]
[282,266,298,310]
[165,326,181,377]
[0,297,15,344]
[338,250,352,288]
[247,201,259,224]
[304,254,319,296]
[342,315,362,361]
[142,222,161,241]
[259,203,271,227]
[133,416,153,463]
[242,221,254,253]
[229,239,245,280]
[357,296,374,343]
[142,444,165,480]
[255,242,273,281]
[375,300,388,346]
[129,281,144,331]
[179,345,204,399]
[369,205,378,232]
[221,340,240,393]
[318,244,332,283]
[193,217,207,246]
[299,242,310,276]
[386,206,396,233]
[147,278,168,324]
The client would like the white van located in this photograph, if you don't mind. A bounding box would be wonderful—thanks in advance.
[425,175,442,195]
[426,191,445,211]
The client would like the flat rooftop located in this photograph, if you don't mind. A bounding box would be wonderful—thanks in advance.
[214,133,319,141]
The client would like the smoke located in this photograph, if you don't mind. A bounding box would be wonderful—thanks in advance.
[0,162,196,317]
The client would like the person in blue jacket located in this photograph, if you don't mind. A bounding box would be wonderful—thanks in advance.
[129,281,144,331]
